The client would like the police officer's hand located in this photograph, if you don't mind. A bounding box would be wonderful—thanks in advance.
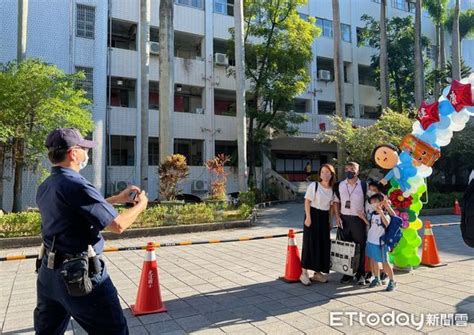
[118,185,141,204]
[136,191,149,210]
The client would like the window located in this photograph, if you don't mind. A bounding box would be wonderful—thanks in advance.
[316,18,333,38]
[214,0,234,16]
[372,0,381,3]
[76,4,95,39]
[341,24,351,43]
[76,66,93,101]
[174,139,204,166]
[392,0,415,13]
[358,65,376,86]
[318,101,336,115]
[111,136,135,166]
[215,141,237,165]
[357,27,370,47]
[109,78,136,108]
[360,105,381,119]
[176,0,203,9]
[298,13,309,21]
[345,104,355,118]
[291,99,307,113]
[149,137,160,166]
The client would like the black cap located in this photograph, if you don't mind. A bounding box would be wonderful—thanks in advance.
[45,128,96,149]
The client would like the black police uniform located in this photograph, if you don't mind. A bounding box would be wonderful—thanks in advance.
[34,166,128,334]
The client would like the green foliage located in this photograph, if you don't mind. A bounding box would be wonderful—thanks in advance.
[423,0,449,25]
[0,211,41,237]
[423,192,463,209]
[316,109,412,172]
[0,59,94,166]
[238,204,254,219]
[238,190,257,207]
[445,8,474,40]
[358,15,431,111]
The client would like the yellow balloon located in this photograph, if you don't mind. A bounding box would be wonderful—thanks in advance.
[410,219,423,230]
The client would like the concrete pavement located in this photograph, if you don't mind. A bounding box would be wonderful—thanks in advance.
[0,203,473,334]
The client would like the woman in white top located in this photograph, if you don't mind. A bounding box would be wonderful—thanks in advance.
[300,163,336,285]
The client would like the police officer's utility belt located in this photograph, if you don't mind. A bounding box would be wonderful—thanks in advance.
[38,236,102,297]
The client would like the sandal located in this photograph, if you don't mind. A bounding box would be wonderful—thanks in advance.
[311,272,328,283]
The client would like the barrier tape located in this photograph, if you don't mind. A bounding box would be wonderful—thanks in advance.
[0,230,304,262]
[0,222,460,262]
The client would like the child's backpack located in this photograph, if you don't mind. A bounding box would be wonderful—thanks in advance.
[380,216,403,252]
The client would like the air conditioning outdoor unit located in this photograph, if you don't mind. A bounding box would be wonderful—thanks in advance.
[318,70,331,81]
[214,53,229,66]
[192,180,208,192]
[150,41,160,55]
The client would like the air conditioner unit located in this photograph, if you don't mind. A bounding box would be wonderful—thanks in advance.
[318,70,331,81]
[195,107,204,114]
[192,180,208,192]
[150,41,160,55]
[214,53,229,66]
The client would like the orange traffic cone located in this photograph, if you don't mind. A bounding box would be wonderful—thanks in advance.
[279,229,302,283]
[421,221,445,267]
[454,199,461,215]
[131,242,167,316]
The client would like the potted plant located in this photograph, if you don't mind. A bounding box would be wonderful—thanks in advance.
[205,153,230,214]
[158,154,189,206]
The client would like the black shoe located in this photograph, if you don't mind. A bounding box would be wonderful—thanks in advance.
[340,275,353,284]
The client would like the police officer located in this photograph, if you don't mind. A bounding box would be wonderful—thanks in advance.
[34,128,148,335]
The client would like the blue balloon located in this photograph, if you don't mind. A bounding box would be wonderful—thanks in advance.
[439,100,455,116]
[435,115,451,130]
[400,151,413,164]
[418,131,437,146]
[442,85,451,98]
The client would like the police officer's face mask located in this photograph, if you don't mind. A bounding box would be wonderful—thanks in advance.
[79,151,89,170]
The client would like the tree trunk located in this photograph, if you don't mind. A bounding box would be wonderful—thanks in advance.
[380,0,389,109]
[332,0,346,175]
[234,0,248,192]
[433,24,440,97]
[414,0,424,107]
[159,0,174,164]
[439,23,446,69]
[393,73,403,113]
[0,146,5,211]
[247,116,256,189]
[451,0,461,80]
[139,0,150,190]
[12,139,24,213]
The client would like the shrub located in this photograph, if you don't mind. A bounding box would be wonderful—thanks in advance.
[158,154,189,200]
[205,153,231,200]
[238,190,256,207]
[423,192,463,209]
[0,212,41,237]
[238,204,253,219]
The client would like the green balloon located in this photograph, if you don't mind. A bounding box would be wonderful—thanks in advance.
[408,236,422,248]
[390,179,400,188]
[417,183,427,195]
[408,210,417,222]
[408,254,421,266]
[389,253,395,264]
[397,237,408,249]
[403,228,417,241]
[394,255,409,268]
[410,201,422,213]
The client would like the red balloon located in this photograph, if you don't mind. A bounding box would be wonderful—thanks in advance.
[417,101,440,130]
[447,80,473,112]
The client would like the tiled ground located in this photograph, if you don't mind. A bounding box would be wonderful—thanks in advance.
[1,204,472,334]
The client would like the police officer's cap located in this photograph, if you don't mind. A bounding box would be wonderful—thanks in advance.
[45,128,96,149]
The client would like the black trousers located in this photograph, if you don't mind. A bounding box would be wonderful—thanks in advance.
[340,214,367,277]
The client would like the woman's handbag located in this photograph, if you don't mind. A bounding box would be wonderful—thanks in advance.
[329,228,360,276]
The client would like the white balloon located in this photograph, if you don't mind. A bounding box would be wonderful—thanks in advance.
[417,165,433,178]
[437,128,453,140]
[412,121,424,135]
[442,85,451,97]
[437,136,452,146]
[438,95,447,103]
[451,121,466,132]
[465,106,474,116]
[410,175,423,187]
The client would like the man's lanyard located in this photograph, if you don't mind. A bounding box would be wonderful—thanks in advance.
[345,181,359,201]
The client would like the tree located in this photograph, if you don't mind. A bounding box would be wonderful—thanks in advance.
[423,0,449,97]
[359,15,431,113]
[451,0,461,80]
[332,0,345,176]
[445,8,474,43]
[380,0,390,109]
[0,59,94,212]
[426,57,472,92]
[159,0,174,164]
[316,109,413,173]
[414,0,424,107]
[228,0,318,187]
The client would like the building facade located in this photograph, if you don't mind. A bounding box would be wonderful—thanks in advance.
[0,0,473,210]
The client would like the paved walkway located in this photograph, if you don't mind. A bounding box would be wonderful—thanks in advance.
[1,203,473,334]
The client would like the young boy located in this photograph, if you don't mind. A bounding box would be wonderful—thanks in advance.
[359,193,397,291]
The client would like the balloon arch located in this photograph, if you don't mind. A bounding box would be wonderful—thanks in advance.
[372,73,474,268]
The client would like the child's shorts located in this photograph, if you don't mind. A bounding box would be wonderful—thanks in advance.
[366,242,388,263]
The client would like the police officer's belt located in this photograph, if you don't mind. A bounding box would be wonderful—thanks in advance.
[44,249,102,269]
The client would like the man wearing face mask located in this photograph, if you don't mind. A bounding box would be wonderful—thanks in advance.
[333,162,368,285]
[34,128,148,334]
